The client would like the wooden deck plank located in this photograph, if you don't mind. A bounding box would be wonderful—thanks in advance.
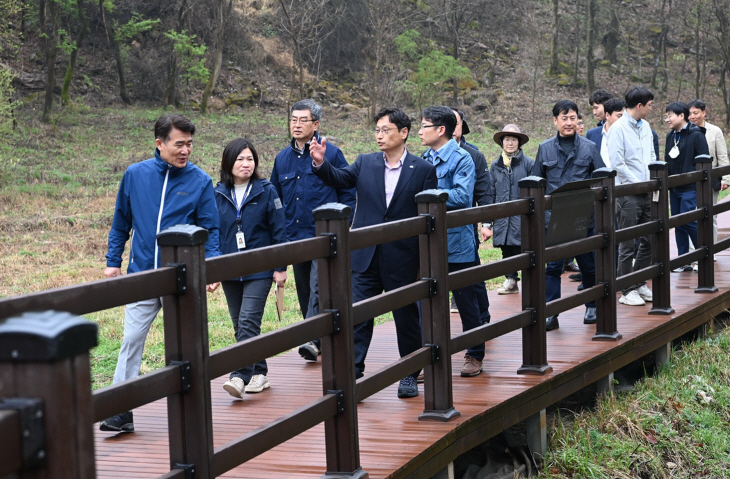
[94,235,730,478]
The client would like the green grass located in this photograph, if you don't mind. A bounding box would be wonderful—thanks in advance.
[541,327,730,478]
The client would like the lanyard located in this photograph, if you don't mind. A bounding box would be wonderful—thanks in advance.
[231,182,252,231]
[673,130,681,147]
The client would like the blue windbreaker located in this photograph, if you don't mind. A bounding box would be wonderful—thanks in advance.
[106,150,221,274]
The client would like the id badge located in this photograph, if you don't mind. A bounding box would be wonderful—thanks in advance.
[236,231,246,250]
[668,145,679,159]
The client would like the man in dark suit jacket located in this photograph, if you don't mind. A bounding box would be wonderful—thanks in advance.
[310,107,437,399]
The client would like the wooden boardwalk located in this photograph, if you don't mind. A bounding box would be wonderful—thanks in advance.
[94,229,730,478]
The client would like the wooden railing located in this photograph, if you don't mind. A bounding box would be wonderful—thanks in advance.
[1,159,729,478]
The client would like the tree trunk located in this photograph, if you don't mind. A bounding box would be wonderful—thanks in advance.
[201,0,232,114]
[61,0,89,105]
[694,5,701,99]
[41,0,59,123]
[572,0,581,87]
[452,22,459,105]
[549,0,560,74]
[164,0,189,108]
[585,0,596,93]
[650,0,668,89]
[98,0,131,104]
[604,3,620,64]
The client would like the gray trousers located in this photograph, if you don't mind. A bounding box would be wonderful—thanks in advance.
[616,194,652,294]
[112,297,162,384]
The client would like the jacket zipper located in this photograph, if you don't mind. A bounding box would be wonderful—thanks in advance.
[154,167,171,269]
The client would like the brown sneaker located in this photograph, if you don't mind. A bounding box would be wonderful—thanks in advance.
[460,355,483,377]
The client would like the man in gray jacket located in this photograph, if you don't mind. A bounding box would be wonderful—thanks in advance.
[606,86,655,306]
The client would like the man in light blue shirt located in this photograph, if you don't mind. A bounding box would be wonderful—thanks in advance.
[606,86,655,306]
[420,106,485,378]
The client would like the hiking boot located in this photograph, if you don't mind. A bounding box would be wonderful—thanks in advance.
[397,376,419,398]
[497,278,519,295]
[100,411,134,432]
[450,296,458,313]
[223,377,246,398]
[298,341,320,361]
[619,290,645,306]
[637,284,653,302]
[460,355,483,377]
[546,315,559,331]
[244,374,270,393]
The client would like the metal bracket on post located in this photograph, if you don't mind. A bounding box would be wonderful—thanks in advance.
[321,233,338,258]
[601,233,609,248]
[420,213,436,233]
[703,207,709,219]
[166,263,187,296]
[170,360,192,393]
[601,185,608,201]
[326,309,341,333]
[703,246,710,258]
[0,398,46,471]
[599,282,609,297]
[703,169,709,181]
[327,390,345,415]
[657,219,664,233]
[173,463,195,479]
[655,176,662,191]
[425,343,441,363]
[421,277,438,297]
[527,308,537,325]
[658,263,665,276]
[528,251,536,268]
[527,197,535,214]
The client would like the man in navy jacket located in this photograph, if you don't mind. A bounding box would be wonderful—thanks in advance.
[270,99,356,362]
[101,114,221,433]
[311,107,437,398]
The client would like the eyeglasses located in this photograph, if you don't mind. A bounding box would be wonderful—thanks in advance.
[374,128,396,135]
[419,124,438,131]
[290,118,313,125]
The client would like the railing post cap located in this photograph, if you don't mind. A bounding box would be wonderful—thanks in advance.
[518,176,547,189]
[648,161,667,171]
[157,224,209,246]
[313,202,352,221]
[415,189,449,203]
[695,155,713,164]
[593,167,617,179]
[0,311,98,362]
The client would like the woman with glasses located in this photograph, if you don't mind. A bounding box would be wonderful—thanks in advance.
[213,138,287,400]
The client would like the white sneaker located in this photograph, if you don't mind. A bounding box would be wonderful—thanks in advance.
[619,290,645,306]
[497,278,519,295]
[693,263,698,272]
[244,374,270,393]
[223,377,245,398]
[671,265,693,273]
[636,284,653,302]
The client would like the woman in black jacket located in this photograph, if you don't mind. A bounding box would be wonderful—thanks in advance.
[488,125,534,295]
[213,138,287,399]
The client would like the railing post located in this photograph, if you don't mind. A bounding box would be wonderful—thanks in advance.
[517,177,552,374]
[648,162,675,315]
[592,168,621,340]
[415,190,460,422]
[313,203,366,479]
[0,311,98,478]
[158,225,214,478]
[695,158,717,293]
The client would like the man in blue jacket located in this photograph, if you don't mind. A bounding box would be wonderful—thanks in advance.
[101,114,221,433]
[420,106,485,377]
[532,100,605,331]
[311,107,437,398]
[270,99,356,362]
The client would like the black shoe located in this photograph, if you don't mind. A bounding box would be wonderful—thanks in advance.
[569,273,582,282]
[564,261,580,273]
[100,411,134,432]
[298,341,320,361]
[397,376,418,398]
[577,282,584,291]
[584,307,597,324]
[546,316,559,331]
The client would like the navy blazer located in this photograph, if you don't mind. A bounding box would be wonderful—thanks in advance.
[314,151,437,280]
